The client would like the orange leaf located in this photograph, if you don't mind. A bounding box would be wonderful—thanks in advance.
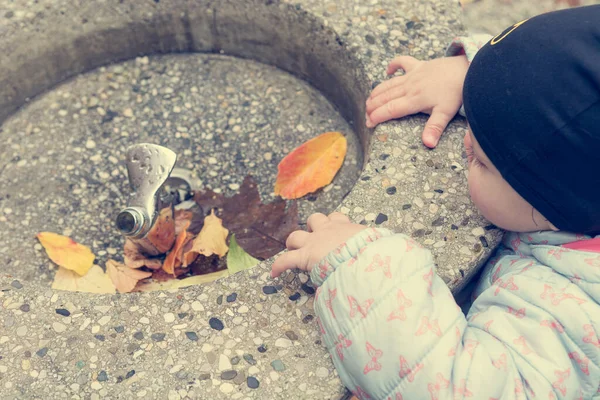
[143,206,176,255]
[37,232,95,276]
[274,132,347,199]
[127,206,176,258]
[163,220,192,275]
[106,260,152,293]
[183,211,229,266]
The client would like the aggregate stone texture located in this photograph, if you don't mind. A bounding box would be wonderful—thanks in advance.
[0,53,360,284]
[0,0,509,398]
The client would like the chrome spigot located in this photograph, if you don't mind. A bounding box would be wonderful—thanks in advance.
[116,144,177,239]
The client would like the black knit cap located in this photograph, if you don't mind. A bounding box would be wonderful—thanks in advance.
[463,5,600,234]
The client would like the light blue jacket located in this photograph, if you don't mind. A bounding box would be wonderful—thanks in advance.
[309,36,600,399]
[310,229,600,399]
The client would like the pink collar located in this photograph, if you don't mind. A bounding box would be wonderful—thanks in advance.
[562,237,600,253]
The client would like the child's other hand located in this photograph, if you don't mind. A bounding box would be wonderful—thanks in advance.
[366,55,469,148]
[271,212,366,278]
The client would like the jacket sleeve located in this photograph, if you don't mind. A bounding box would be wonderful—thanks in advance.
[310,228,600,399]
[445,34,492,117]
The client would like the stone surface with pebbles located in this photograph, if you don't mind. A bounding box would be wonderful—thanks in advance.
[0,0,531,398]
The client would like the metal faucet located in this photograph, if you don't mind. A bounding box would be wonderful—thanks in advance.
[116,144,177,239]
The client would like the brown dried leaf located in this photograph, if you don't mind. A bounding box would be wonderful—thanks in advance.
[124,239,163,270]
[174,205,204,235]
[106,260,152,293]
[193,175,298,260]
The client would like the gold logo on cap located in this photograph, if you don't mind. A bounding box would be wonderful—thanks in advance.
[491,19,529,45]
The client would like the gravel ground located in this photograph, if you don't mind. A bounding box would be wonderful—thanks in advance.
[462,0,600,34]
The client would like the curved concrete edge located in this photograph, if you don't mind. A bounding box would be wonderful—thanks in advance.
[0,0,503,398]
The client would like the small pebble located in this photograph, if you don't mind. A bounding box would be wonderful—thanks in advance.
[94,334,105,342]
[316,367,329,378]
[386,186,397,195]
[19,304,30,312]
[262,285,278,295]
[226,293,237,302]
[247,376,260,389]
[285,331,298,341]
[55,308,70,317]
[198,373,211,381]
[185,331,199,341]
[125,370,135,379]
[216,295,223,305]
[243,354,257,365]
[302,315,314,324]
[97,371,108,382]
[220,383,234,394]
[209,317,224,331]
[480,236,489,248]
[230,356,241,365]
[257,344,267,353]
[36,347,48,357]
[301,283,315,295]
[11,280,23,289]
[133,332,144,340]
[151,333,166,342]
[271,360,286,371]
[221,370,237,380]
[275,338,292,348]
[375,213,388,225]
[288,293,301,301]
[114,326,124,333]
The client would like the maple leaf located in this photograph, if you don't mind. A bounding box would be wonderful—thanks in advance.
[51,265,116,294]
[227,234,260,274]
[183,210,229,266]
[274,132,347,199]
[135,270,229,292]
[37,232,95,276]
[106,260,152,293]
[194,175,298,260]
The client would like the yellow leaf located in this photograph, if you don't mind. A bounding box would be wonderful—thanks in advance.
[183,211,229,266]
[106,260,152,293]
[274,132,347,199]
[51,265,116,294]
[37,232,95,276]
[135,270,229,292]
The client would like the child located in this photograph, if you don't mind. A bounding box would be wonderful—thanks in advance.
[272,5,600,400]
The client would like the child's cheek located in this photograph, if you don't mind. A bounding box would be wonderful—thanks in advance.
[467,170,487,215]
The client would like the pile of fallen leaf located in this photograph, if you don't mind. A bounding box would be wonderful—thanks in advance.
[37,132,347,293]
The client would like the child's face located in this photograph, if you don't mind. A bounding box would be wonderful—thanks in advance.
[464,129,556,233]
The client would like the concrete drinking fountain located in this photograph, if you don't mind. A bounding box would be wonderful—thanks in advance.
[0,0,502,398]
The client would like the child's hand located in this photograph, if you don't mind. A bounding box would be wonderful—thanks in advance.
[366,55,469,148]
[271,212,366,278]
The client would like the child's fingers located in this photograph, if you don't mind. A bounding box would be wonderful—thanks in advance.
[368,97,420,127]
[328,212,351,224]
[271,250,305,278]
[307,213,329,232]
[421,109,453,148]
[366,85,407,114]
[387,56,419,75]
[369,75,406,99]
[286,230,310,250]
